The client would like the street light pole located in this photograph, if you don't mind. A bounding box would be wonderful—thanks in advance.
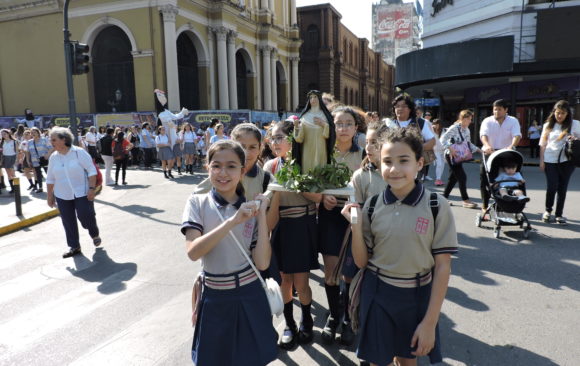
[63,0,78,144]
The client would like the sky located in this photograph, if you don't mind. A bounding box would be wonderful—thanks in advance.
[296,0,374,41]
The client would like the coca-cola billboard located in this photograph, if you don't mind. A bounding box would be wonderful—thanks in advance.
[375,4,413,40]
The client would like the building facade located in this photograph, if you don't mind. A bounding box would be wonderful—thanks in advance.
[0,0,302,116]
[395,0,580,145]
[298,4,394,116]
[372,0,422,66]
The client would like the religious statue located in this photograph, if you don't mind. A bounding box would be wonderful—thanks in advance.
[154,89,189,148]
[292,90,336,174]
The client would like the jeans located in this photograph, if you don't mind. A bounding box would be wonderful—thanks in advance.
[444,156,469,201]
[102,155,114,184]
[56,196,100,249]
[544,161,575,217]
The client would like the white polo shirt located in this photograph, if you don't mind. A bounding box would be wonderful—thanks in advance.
[46,146,97,200]
[479,115,521,150]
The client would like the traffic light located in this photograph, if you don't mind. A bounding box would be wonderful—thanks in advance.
[70,41,90,75]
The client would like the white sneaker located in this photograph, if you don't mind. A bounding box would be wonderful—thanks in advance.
[424,176,434,181]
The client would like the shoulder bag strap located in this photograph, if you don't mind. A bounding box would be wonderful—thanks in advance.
[367,193,380,223]
[262,171,271,193]
[456,125,465,142]
[208,199,267,290]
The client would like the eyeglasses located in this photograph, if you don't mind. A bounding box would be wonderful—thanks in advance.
[271,135,288,143]
[336,123,356,129]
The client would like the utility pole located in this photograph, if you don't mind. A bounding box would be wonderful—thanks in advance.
[63,0,91,143]
[63,0,78,143]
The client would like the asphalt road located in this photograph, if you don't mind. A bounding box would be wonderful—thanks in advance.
[0,163,578,366]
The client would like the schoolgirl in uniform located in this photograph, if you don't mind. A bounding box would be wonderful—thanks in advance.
[343,128,457,366]
[181,140,277,366]
[155,125,175,179]
[180,123,197,174]
[317,106,364,345]
[339,120,389,348]
[263,121,321,349]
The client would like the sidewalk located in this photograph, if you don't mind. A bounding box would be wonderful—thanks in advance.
[0,165,186,236]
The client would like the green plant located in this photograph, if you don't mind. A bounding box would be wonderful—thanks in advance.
[275,156,352,193]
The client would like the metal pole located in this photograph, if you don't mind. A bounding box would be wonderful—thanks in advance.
[63,0,78,144]
[13,177,22,216]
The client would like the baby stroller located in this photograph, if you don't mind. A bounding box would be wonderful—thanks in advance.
[475,149,532,239]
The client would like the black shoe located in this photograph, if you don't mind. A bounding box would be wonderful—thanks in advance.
[297,322,314,345]
[93,237,102,247]
[27,184,35,190]
[34,188,44,193]
[168,171,174,179]
[122,181,128,185]
[360,361,370,366]
[339,321,355,346]
[62,247,82,258]
[321,315,339,344]
[279,324,298,350]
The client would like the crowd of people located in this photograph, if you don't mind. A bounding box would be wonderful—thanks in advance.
[1,94,578,366]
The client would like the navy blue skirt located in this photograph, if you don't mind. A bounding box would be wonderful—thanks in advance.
[318,205,350,256]
[357,270,442,365]
[192,276,278,366]
[341,238,360,279]
[183,142,196,155]
[272,209,319,274]
[158,146,174,161]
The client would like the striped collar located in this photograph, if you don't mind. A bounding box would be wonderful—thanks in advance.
[383,180,424,206]
[210,188,245,209]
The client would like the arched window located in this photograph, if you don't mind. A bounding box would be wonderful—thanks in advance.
[343,39,348,64]
[344,87,348,104]
[236,52,249,109]
[306,24,319,50]
[177,33,200,110]
[92,26,136,113]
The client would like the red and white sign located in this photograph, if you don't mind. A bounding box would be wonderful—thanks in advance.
[375,4,413,40]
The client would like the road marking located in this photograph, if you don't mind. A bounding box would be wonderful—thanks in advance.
[0,245,53,270]
[0,269,143,357]
[69,291,192,366]
[0,259,97,306]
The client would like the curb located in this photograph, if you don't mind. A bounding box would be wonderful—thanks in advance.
[0,208,60,236]
[0,185,102,237]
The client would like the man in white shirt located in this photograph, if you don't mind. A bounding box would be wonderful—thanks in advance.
[479,99,521,217]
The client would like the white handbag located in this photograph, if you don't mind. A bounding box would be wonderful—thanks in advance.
[211,200,284,317]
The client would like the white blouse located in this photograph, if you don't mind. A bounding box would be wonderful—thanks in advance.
[540,120,580,163]
[46,146,97,200]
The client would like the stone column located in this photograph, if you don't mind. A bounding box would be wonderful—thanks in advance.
[207,27,217,109]
[290,56,299,111]
[215,27,230,110]
[160,5,180,110]
[261,46,272,110]
[261,0,269,10]
[270,49,278,112]
[227,31,238,110]
[290,0,297,26]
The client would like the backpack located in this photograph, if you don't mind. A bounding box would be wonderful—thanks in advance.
[113,141,126,160]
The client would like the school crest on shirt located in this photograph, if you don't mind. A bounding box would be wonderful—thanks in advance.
[243,221,254,238]
[415,217,430,235]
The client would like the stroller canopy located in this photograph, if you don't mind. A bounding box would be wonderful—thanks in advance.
[486,149,524,180]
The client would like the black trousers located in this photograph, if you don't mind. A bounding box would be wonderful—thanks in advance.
[529,139,540,158]
[480,159,490,209]
[544,161,575,217]
[115,157,128,183]
[142,148,155,168]
[443,156,469,201]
